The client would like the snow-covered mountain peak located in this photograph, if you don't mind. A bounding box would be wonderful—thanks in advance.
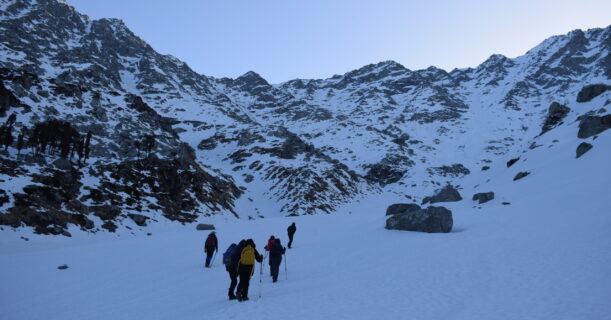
[0,0,609,236]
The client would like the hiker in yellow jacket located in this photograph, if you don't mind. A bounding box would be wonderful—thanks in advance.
[236,238,263,301]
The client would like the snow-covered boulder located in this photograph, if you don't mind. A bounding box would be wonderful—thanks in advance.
[385,205,453,233]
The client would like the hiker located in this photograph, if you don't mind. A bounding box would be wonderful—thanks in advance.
[264,235,276,275]
[269,238,286,282]
[223,242,240,300]
[204,232,218,268]
[236,238,263,301]
[287,222,297,248]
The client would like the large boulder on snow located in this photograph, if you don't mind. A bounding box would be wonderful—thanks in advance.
[578,115,611,139]
[196,223,215,231]
[576,142,593,158]
[386,203,421,216]
[422,185,462,205]
[576,84,610,103]
[472,192,495,204]
[541,102,570,134]
[385,206,453,233]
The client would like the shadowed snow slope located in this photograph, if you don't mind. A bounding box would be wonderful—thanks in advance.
[1,123,610,319]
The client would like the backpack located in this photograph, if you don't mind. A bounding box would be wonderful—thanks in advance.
[206,235,215,248]
[240,245,255,265]
[223,244,237,266]
[270,240,283,256]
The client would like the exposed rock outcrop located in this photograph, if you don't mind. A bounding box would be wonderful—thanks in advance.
[541,102,570,134]
[576,84,610,102]
[578,115,611,138]
[422,185,462,204]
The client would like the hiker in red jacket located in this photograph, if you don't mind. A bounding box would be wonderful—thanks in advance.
[204,232,218,268]
[264,235,276,275]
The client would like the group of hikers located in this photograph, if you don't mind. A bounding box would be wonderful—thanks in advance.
[203,222,298,301]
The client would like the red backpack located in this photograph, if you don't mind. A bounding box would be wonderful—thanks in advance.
[206,235,215,247]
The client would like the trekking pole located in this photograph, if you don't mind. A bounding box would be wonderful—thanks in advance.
[211,251,217,267]
[284,251,288,280]
[258,260,263,300]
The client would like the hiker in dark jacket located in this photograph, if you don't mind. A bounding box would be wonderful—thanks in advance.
[264,235,276,275]
[236,238,263,301]
[204,232,218,268]
[287,223,297,248]
[223,242,239,300]
[269,238,286,282]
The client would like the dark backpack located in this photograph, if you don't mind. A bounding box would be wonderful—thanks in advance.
[270,240,283,256]
[223,244,237,266]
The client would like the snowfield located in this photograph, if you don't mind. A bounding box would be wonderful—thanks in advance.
[2,128,610,320]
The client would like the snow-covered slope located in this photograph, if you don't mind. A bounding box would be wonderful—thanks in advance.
[1,108,609,318]
[0,0,610,236]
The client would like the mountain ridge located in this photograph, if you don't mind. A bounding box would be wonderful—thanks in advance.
[0,0,609,235]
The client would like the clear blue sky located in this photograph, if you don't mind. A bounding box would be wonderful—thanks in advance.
[67,0,610,83]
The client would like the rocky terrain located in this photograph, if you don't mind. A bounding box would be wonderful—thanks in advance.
[0,0,609,235]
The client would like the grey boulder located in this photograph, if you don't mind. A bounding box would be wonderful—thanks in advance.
[513,171,530,181]
[576,84,610,103]
[576,142,593,158]
[578,115,611,139]
[472,192,495,204]
[128,214,149,226]
[386,203,422,216]
[196,223,215,231]
[385,205,453,233]
[422,185,462,204]
[541,102,570,134]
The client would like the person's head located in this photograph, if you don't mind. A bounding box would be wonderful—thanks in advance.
[275,238,282,245]
[246,238,255,247]
[292,222,296,226]
[269,235,275,240]
[209,231,215,237]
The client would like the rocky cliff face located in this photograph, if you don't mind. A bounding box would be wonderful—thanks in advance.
[0,0,609,234]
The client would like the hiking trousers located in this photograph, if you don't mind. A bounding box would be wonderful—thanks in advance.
[269,256,282,281]
[205,248,214,266]
[287,234,294,248]
[237,264,254,298]
[226,266,238,297]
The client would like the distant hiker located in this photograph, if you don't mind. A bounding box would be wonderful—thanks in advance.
[287,223,297,248]
[269,238,286,282]
[204,232,218,268]
[236,239,263,301]
[223,242,239,300]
